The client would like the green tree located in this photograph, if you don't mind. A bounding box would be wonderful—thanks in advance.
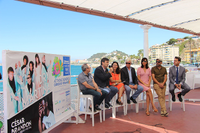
[184,36,189,39]
[137,49,143,57]
[167,38,177,45]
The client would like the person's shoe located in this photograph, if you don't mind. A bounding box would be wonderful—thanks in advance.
[130,97,137,103]
[116,99,123,105]
[107,102,113,107]
[95,106,101,111]
[161,112,169,117]
[146,111,150,116]
[177,93,183,102]
[172,95,176,102]
[105,103,110,109]
[127,100,130,104]
[153,107,158,113]
[89,106,96,112]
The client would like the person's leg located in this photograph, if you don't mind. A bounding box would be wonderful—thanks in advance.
[131,83,143,99]
[146,91,150,114]
[82,89,101,108]
[160,86,167,114]
[125,85,131,100]
[105,86,118,103]
[169,83,175,97]
[181,83,191,96]
[147,89,158,111]
[118,86,125,104]
[97,89,109,105]
[154,84,165,115]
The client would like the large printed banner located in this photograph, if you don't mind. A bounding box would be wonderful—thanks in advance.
[2,50,72,133]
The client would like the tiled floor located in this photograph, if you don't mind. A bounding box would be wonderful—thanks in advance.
[49,88,200,133]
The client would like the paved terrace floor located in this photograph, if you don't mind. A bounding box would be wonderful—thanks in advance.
[50,88,200,133]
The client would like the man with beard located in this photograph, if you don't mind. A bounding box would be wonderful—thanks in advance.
[38,97,55,132]
[151,59,168,117]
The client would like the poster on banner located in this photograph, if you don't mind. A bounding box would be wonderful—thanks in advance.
[2,50,71,133]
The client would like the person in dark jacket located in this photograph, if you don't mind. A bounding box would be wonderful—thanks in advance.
[121,58,143,104]
[94,58,118,108]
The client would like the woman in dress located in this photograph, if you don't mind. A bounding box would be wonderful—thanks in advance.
[109,61,125,105]
[35,54,42,99]
[137,57,158,116]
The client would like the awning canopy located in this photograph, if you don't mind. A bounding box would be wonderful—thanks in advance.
[18,0,200,35]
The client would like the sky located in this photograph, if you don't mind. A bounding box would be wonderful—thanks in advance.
[0,0,191,63]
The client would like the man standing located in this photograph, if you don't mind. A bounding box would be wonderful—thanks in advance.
[121,59,143,104]
[151,59,168,117]
[169,57,190,102]
[94,58,118,108]
[78,63,108,111]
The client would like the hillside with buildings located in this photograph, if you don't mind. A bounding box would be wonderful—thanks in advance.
[72,35,200,65]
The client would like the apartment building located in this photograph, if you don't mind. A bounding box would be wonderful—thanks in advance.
[150,44,179,63]
[185,48,200,63]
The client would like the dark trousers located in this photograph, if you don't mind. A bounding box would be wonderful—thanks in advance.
[169,83,190,96]
[82,89,108,107]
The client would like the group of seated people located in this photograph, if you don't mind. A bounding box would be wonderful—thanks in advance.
[78,56,190,117]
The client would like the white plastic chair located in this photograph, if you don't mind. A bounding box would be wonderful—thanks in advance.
[76,79,102,126]
[112,91,127,118]
[169,88,185,111]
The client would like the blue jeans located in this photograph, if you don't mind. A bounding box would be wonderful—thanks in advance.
[125,83,143,100]
[99,86,118,103]
[82,89,108,107]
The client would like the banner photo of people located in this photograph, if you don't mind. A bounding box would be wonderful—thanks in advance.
[2,50,71,133]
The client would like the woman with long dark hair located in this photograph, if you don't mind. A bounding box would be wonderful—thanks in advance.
[109,61,125,105]
[35,54,42,99]
[137,57,158,116]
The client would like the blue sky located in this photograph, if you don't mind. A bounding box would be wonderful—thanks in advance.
[0,0,191,63]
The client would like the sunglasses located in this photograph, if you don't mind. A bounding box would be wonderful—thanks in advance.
[27,77,30,79]
[143,61,147,62]
[156,61,161,63]
[126,63,131,64]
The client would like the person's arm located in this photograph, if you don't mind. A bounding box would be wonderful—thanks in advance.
[94,67,111,82]
[180,67,186,85]
[169,67,175,85]
[92,79,102,95]
[151,74,160,84]
[38,104,43,133]
[121,69,128,85]
[132,68,138,85]
[82,81,96,90]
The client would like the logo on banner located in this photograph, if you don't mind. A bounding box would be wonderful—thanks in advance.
[52,57,63,78]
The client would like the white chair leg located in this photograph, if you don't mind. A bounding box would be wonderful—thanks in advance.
[85,98,88,120]
[182,96,185,111]
[169,95,172,111]
[100,110,102,123]
[103,100,105,121]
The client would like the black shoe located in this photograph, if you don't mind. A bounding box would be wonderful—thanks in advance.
[89,106,96,112]
[177,93,183,102]
[172,95,176,102]
[105,103,110,109]
[127,100,130,104]
[116,99,123,105]
[95,106,101,111]
[107,102,113,107]
[130,97,137,103]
